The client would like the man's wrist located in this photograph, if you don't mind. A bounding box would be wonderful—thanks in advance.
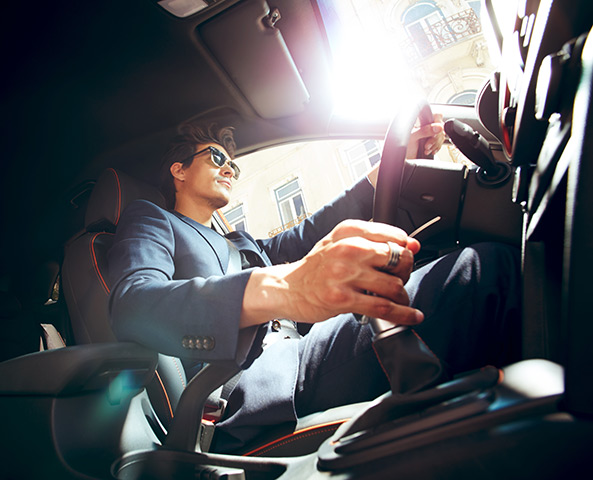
[240,264,297,328]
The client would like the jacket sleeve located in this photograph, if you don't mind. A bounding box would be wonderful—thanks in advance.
[258,176,375,264]
[107,200,256,361]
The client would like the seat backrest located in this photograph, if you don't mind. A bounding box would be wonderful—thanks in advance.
[62,168,186,430]
[63,168,166,344]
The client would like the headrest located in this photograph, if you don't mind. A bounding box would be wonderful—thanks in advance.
[85,168,166,232]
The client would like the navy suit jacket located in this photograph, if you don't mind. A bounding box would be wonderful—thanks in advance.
[107,177,374,362]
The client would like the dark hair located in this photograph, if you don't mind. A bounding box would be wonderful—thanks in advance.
[159,122,236,209]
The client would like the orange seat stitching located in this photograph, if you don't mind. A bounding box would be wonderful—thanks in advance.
[91,232,113,295]
[243,420,346,457]
[155,370,174,420]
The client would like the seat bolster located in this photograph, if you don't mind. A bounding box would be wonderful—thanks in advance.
[62,232,116,344]
[147,355,188,429]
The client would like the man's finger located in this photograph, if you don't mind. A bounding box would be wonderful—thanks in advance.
[330,220,413,249]
[379,244,415,282]
[351,292,424,325]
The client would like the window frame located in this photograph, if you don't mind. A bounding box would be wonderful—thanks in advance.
[222,203,248,232]
[274,178,307,227]
[344,139,382,180]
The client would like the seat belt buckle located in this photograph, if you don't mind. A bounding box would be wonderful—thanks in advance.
[203,398,228,422]
[199,419,216,452]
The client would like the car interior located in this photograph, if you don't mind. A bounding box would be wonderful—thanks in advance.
[1,0,593,478]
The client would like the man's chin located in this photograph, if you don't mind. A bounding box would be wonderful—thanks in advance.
[210,196,231,211]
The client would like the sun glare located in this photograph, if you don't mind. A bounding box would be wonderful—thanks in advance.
[325,0,521,119]
[328,3,420,121]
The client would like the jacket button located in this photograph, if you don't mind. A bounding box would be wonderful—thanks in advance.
[203,336,215,351]
[182,335,214,350]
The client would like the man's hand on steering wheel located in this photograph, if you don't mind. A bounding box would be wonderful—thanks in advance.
[367,113,445,188]
[407,113,445,159]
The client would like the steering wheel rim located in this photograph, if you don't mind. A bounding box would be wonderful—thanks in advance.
[373,99,434,226]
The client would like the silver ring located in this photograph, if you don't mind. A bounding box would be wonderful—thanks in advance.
[383,242,401,270]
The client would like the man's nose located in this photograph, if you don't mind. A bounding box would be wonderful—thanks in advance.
[220,161,234,177]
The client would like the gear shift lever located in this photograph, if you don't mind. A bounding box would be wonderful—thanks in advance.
[365,99,448,394]
[362,315,447,394]
[359,242,447,394]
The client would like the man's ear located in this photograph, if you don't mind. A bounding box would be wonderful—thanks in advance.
[170,162,185,181]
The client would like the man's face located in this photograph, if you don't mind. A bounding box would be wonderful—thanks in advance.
[174,142,236,210]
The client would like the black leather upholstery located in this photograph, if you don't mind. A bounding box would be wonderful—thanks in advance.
[62,168,186,431]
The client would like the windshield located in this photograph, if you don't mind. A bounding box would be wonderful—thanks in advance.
[220,0,519,238]
[317,0,498,119]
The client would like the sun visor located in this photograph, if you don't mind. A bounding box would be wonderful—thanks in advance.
[198,0,310,119]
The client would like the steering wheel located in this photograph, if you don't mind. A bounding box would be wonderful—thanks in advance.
[361,99,447,403]
[373,99,434,226]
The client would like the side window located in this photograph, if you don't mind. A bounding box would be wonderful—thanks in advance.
[223,204,247,232]
[275,179,307,227]
[344,140,381,180]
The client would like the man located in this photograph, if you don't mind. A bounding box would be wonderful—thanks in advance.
[108,122,520,453]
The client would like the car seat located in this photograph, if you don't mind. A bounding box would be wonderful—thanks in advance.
[61,167,365,456]
[62,168,185,439]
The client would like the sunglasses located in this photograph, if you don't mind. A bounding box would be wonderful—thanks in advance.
[190,146,241,180]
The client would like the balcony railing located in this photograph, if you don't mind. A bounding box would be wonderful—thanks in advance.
[268,212,311,237]
[401,8,482,64]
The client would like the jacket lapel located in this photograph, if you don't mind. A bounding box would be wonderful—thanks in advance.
[171,212,230,273]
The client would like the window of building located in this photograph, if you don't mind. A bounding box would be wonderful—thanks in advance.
[223,204,247,231]
[468,1,482,18]
[448,89,478,105]
[275,179,307,226]
[402,1,446,56]
[402,1,482,59]
[345,140,381,180]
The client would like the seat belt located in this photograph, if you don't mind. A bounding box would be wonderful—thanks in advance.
[225,238,243,273]
[200,238,245,451]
